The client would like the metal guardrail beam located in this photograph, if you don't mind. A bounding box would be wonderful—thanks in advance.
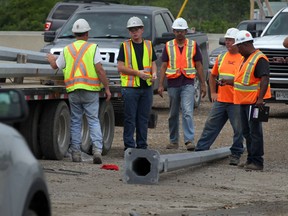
[124,147,231,184]
[0,63,61,78]
[0,46,48,64]
[0,63,118,78]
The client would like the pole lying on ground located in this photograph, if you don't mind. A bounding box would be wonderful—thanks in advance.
[123,147,231,184]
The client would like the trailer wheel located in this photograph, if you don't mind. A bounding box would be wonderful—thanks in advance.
[80,114,92,154]
[194,76,201,108]
[99,100,115,155]
[18,102,42,159]
[39,101,70,160]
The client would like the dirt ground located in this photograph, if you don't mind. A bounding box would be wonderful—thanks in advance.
[40,93,288,216]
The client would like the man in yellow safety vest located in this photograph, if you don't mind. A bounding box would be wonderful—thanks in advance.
[47,18,111,164]
[117,16,157,151]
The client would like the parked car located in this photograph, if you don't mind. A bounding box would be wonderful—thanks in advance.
[44,0,119,32]
[0,89,51,216]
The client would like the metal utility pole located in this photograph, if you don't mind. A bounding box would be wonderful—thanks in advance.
[123,147,231,184]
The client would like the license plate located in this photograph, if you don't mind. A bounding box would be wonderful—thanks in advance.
[275,91,288,100]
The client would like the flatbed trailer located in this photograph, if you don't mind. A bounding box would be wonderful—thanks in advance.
[0,46,123,160]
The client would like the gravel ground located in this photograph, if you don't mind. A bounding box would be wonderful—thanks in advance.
[40,93,288,216]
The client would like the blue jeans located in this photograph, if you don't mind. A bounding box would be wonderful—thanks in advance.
[68,90,102,153]
[122,87,153,149]
[167,84,195,144]
[240,104,264,166]
[195,102,244,157]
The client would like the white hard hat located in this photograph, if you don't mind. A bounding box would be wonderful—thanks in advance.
[233,30,254,45]
[126,16,144,28]
[172,17,188,30]
[72,18,91,33]
[224,28,239,39]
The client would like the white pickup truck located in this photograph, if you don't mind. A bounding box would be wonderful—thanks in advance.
[253,7,288,103]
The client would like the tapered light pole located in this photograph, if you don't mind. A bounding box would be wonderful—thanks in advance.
[124,147,231,184]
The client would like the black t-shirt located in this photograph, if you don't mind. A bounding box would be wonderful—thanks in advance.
[254,57,270,78]
[117,40,157,88]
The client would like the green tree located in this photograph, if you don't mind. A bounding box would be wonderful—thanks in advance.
[0,0,252,33]
[0,0,58,30]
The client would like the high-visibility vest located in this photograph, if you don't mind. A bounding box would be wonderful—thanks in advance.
[120,39,152,87]
[213,52,242,103]
[234,50,271,104]
[165,38,196,79]
[63,40,101,93]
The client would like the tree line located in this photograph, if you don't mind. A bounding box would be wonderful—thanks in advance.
[0,0,252,33]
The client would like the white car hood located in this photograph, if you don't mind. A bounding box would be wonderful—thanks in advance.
[254,35,287,49]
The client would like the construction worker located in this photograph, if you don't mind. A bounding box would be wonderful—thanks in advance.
[222,30,271,171]
[47,18,111,164]
[158,17,206,151]
[117,16,157,150]
[195,28,244,166]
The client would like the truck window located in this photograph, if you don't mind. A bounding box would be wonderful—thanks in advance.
[265,12,288,36]
[52,5,79,20]
[162,12,174,29]
[155,14,168,37]
[59,12,152,39]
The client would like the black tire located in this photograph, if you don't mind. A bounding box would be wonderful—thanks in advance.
[194,76,201,108]
[18,102,43,159]
[39,101,70,160]
[99,100,115,155]
[80,114,92,154]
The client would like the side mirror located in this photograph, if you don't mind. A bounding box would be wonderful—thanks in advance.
[153,32,175,45]
[0,89,28,123]
[219,37,225,45]
[247,23,257,38]
[44,31,56,42]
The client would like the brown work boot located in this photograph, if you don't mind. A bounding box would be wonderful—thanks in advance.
[245,163,263,171]
[72,151,82,162]
[229,155,240,166]
[166,143,179,149]
[185,142,195,151]
[93,151,102,164]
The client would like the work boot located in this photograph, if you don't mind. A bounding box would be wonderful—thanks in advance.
[93,151,102,164]
[166,143,179,149]
[72,151,82,162]
[245,163,263,171]
[185,142,195,151]
[229,155,240,166]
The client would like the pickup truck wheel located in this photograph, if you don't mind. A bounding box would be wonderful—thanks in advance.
[80,114,92,154]
[39,101,70,160]
[99,100,115,155]
[194,76,201,108]
[18,102,42,159]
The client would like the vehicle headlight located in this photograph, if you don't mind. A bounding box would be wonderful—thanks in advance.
[209,56,217,67]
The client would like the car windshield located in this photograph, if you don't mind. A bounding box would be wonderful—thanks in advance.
[264,12,288,36]
[58,12,152,40]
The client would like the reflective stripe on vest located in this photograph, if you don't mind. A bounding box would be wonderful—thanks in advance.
[242,51,264,85]
[234,50,271,104]
[217,52,235,80]
[63,41,101,92]
[120,39,152,87]
[166,38,196,79]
